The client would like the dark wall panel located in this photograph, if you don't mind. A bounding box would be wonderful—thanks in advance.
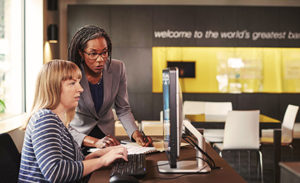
[113,47,152,93]
[152,6,198,46]
[68,5,300,123]
[67,5,111,44]
[111,6,153,48]
[237,93,280,120]
[128,93,155,121]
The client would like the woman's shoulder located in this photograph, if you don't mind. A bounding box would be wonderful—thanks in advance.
[32,108,56,118]
[109,59,125,71]
[110,59,124,66]
[30,109,60,128]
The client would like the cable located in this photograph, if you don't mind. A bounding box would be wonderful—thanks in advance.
[185,135,218,169]
[183,135,221,170]
[189,135,221,169]
[182,136,214,168]
[187,136,215,166]
[152,162,169,168]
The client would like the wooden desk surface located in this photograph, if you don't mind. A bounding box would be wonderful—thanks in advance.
[89,143,246,183]
[279,162,300,177]
[186,114,281,129]
[186,114,279,123]
[259,114,281,123]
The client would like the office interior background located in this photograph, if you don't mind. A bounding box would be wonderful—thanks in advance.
[63,0,300,123]
[1,0,300,182]
[1,0,300,150]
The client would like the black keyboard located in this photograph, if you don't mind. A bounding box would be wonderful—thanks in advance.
[111,154,147,178]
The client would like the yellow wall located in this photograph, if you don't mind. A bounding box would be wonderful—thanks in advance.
[153,47,300,93]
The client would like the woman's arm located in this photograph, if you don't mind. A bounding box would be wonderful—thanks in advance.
[32,115,127,182]
[32,116,83,183]
[114,61,153,146]
[114,62,139,139]
[83,135,120,148]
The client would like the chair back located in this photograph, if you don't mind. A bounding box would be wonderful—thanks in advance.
[183,101,205,116]
[0,133,21,182]
[204,101,232,116]
[281,104,299,143]
[223,110,260,150]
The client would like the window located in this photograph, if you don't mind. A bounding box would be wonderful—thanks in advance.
[0,0,24,120]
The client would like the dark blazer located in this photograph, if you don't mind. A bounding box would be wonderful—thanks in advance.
[69,59,138,146]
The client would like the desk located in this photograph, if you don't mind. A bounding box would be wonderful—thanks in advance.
[186,114,281,130]
[280,162,300,183]
[89,143,246,183]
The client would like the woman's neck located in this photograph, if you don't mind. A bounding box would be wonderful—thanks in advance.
[83,64,103,84]
[52,105,67,124]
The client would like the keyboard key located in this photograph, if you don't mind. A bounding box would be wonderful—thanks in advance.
[111,154,146,178]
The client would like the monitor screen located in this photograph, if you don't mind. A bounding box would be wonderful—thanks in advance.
[162,67,183,168]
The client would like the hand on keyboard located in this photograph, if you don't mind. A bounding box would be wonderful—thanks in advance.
[132,130,153,147]
[86,145,128,166]
[111,154,147,178]
[95,135,120,148]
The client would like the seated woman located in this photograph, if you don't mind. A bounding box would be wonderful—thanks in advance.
[18,60,127,183]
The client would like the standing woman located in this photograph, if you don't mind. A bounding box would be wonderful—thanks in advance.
[68,25,152,150]
[19,60,128,183]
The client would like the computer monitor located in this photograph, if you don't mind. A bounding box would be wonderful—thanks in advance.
[158,67,212,173]
[161,67,183,168]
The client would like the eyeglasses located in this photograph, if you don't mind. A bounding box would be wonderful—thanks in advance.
[83,50,109,60]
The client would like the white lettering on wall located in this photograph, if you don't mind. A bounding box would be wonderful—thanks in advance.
[288,31,300,39]
[154,30,192,39]
[252,32,286,41]
[154,30,300,41]
[220,30,250,39]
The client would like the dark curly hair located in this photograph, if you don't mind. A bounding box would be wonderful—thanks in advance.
[68,25,112,67]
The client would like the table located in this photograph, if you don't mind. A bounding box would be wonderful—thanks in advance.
[186,114,281,129]
[279,162,300,183]
[89,142,246,183]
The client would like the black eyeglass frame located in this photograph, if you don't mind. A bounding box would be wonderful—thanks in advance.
[83,50,109,60]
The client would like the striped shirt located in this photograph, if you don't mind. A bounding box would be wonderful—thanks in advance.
[18,109,88,183]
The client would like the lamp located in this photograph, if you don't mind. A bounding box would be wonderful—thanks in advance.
[47,24,58,43]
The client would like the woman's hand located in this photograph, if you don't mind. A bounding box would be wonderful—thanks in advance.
[95,135,120,148]
[85,145,122,160]
[82,145,128,176]
[99,145,128,166]
[132,130,153,147]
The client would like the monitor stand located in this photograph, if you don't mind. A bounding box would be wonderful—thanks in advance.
[157,120,211,173]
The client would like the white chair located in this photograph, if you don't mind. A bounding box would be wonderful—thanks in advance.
[204,101,232,116]
[213,110,263,180]
[183,101,205,116]
[203,102,232,143]
[261,105,299,158]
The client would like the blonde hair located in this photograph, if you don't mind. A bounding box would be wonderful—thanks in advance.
[21,60,82,130]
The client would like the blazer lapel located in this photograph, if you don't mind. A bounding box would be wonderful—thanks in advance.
[100,68,112,115]
[80,65,98,118]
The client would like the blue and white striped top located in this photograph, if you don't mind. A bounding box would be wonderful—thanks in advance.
[18,109,88,183]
